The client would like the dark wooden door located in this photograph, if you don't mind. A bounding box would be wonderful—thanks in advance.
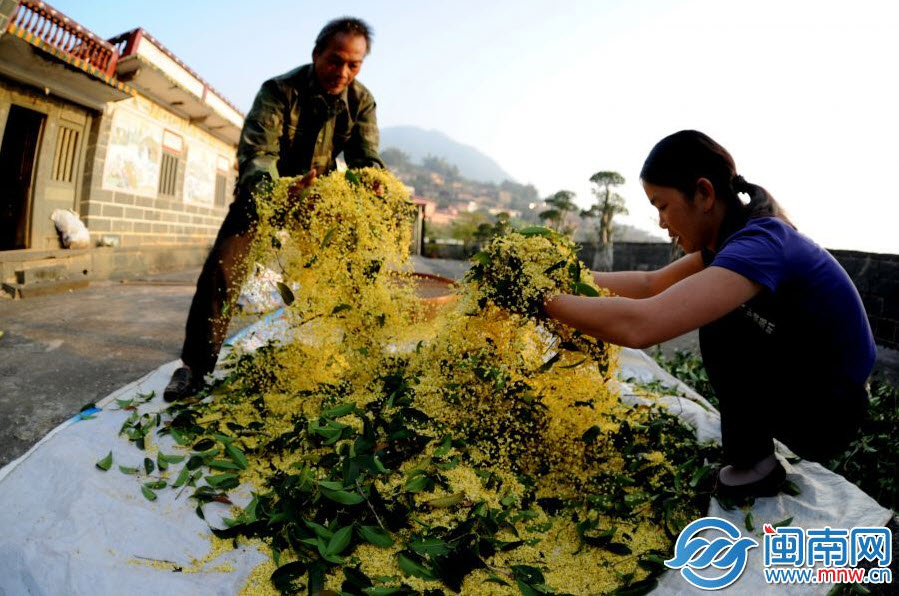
[0,105,45,250]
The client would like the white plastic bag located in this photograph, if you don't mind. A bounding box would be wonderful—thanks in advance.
[50,209,90,249]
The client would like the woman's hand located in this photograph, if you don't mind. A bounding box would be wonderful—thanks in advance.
[544,266,762,349]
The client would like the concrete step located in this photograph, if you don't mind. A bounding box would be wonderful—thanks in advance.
[16,263,69,285]
[1,253,91,285]
[2,278,90,299]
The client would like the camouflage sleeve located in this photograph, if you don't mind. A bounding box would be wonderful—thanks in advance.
[236,79,286,195]
[343,95,385,169]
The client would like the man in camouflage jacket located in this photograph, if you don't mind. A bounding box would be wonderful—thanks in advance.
[165,17,384,401]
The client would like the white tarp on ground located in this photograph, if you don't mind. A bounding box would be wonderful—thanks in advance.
[0,332,891,595]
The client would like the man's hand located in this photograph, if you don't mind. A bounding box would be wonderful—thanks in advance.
[287,168,317,200]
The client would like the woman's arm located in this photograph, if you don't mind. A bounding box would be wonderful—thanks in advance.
[546,265,763,348]
[592,251,705,298]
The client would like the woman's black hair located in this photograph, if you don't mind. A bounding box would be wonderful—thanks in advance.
[640,130,794,243]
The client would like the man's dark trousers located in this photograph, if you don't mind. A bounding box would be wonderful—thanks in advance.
[180,197,258,377]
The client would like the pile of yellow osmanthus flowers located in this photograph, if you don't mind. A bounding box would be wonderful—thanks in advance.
[127,169,720,595]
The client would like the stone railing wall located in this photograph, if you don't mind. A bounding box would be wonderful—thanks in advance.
[578,242,898,349]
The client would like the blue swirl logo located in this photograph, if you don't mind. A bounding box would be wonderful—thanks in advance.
[665,517,759,590]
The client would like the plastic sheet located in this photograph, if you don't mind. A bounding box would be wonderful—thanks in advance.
[0,338,890,595]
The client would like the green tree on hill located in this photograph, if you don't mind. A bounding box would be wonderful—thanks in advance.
[584,170,628,271]
[539,190,579,235]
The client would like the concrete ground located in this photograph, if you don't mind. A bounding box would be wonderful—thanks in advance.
[0,257,467,468]
[1,256,896,469]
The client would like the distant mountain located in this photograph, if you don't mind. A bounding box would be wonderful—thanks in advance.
[380,126,514,184]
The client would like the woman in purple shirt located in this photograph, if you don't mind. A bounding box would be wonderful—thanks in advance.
[546,130,875,499]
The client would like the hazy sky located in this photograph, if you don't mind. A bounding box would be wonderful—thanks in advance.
[50,0,899,253]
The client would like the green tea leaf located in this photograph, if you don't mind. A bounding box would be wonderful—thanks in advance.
[343,566,374,590]
[782,480,802,496]
[397,552,435,580]
[424,493,464,508]
[470,251,490,265]
[543,260,567,275]
[323,402,355,418]
[519,226,554,238]
[320,226,338,249]
[304,519,333,540]
[372,456,390,474]
[320,487,365,505]
[141,485,157,501]
[205,473,239,490]
[539,352,561,373]
[118,465,138,475]
[270,560,307,592]
[225,444,248,470]
[326,525,353,556]
[170,428,191,446]
[689,465,712,488]
[358,525,394,547]
[609,576,659,595]
[143,480,167,490]
[192,438,215,451]
[345,169,361,185]
[773,516,794,528]
[409,537,451,556]
[95,452,113,471]
[745,512,754,532]
[573,282,600,297]
[365,588,408,596]
[485,574,511,587]
[512,565,546,589]
[316,536,343,564]
[604,542,633,555]
[404,475,434,493]
[434,435,453,457]
[172,466,191,488]
[637,554,668,573]
[581,425,601,443]
[195,447,220,458]
[276,282,295,306]
[143,457,155,475]
[206,459,241,470]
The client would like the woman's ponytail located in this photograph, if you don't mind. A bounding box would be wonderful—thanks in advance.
[730,174,794,228]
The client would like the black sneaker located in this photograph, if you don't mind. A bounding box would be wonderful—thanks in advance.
[164,366,199,402]
[715,461,787,501]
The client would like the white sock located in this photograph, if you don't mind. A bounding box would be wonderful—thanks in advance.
[719,454,778,486]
